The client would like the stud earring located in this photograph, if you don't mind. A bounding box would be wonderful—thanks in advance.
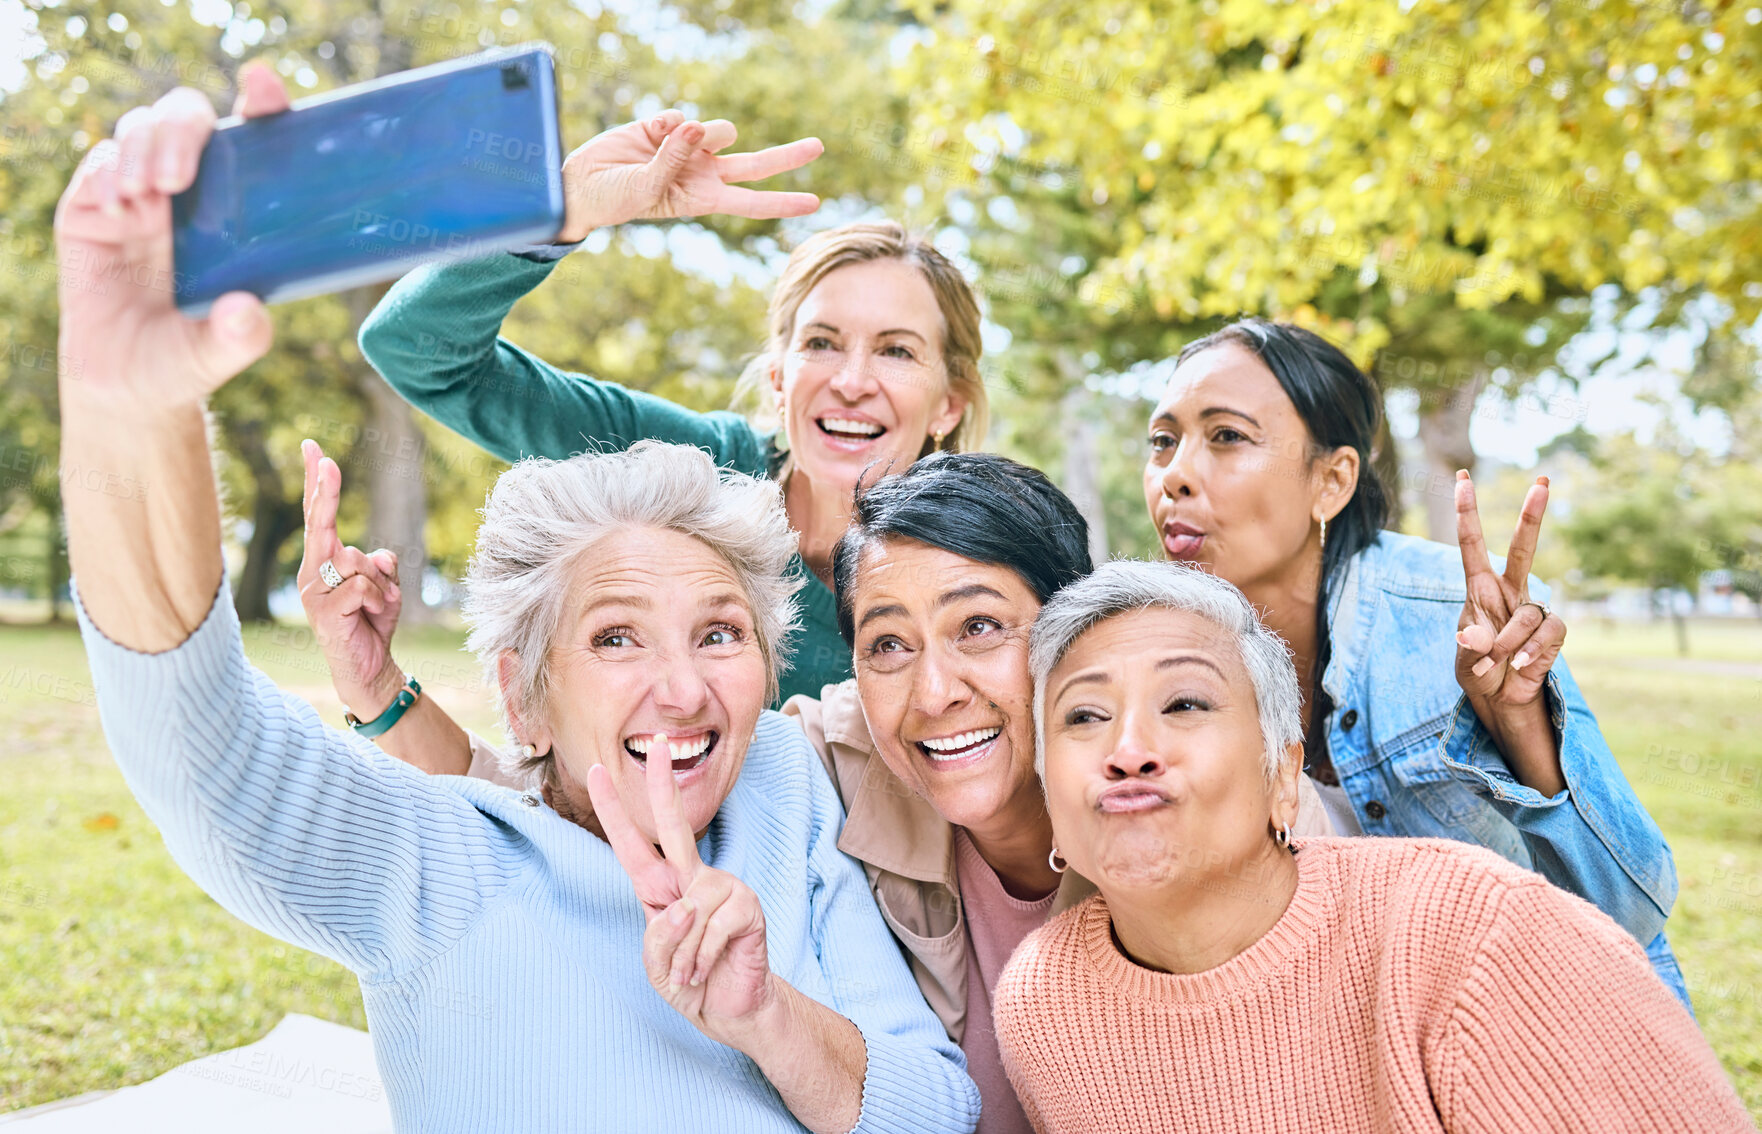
[519,743,537,760]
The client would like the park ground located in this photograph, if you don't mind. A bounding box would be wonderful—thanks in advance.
[1,615,1759,1119]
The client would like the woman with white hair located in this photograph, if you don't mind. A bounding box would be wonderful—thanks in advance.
[992,561,1747,1133]
[52,82,977,1134]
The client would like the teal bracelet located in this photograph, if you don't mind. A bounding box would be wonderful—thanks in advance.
[346,675,422,739]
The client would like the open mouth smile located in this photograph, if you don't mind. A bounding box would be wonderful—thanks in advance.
[623,730,719,772]
[915,726,1002,765]
[815,415,888,450]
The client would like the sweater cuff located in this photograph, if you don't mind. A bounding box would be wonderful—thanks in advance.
[73,571,239,692]
[509,238,584,262]
[848,1024,979,1134]
[1437,676,1571,810]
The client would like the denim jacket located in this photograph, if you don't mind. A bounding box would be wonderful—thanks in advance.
[1320,531,1689,1007]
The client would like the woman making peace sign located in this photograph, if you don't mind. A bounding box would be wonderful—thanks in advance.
[1141,318,1689,1006]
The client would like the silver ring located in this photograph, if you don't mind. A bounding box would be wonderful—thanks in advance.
[1517,599,1550,619]
[319,559,344,588]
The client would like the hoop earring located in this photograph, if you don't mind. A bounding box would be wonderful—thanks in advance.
[1273,823,1292,849]
[1048,847,1068,874]
[1317,515,1328,554]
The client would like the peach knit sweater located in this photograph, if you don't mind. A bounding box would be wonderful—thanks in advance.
[995,837,1752,1133]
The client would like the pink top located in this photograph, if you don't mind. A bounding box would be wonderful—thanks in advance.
[953,828,1058,1134]
[994,837,1751,1134]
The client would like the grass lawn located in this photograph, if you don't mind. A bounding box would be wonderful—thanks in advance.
[2,614,1759,1119]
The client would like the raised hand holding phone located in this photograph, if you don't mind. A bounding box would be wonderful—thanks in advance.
[585,736,773,1046]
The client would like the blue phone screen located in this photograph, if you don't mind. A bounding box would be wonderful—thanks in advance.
[173,49,563,313]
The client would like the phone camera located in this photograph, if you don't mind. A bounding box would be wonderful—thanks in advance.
[501,61,530,90]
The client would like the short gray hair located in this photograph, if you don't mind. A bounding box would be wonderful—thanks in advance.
[1028,560,1303,782]
[462,441,803,789]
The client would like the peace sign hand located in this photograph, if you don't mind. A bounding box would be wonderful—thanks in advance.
[555,111,822,243]
[585,736,774,1048]
[1453,471,1568,709]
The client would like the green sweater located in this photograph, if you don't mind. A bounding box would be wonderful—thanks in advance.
[358,251,852,702]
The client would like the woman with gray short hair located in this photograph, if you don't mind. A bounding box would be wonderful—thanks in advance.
[53,77,977,1132]
[993,561,1745,1133]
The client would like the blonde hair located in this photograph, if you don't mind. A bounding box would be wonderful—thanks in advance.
[733,220,989,457]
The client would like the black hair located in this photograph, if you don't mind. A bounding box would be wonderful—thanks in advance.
[1176,318,1393,764]
[831,452,1092,645]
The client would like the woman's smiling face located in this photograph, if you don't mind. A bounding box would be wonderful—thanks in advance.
[529,526,769,841]
[772,259,967,494]
[848,538,1044,831]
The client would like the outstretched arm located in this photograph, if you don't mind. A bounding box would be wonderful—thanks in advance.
[58,68,520,975]
[357,110,823,468]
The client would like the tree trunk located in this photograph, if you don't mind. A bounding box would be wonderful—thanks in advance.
[43,492,65,623]
[344,284,432,624]
[228,419,305,622]
[1060,390,1110,567]
[1671,606,1689,656]
[1416,371,1485,545]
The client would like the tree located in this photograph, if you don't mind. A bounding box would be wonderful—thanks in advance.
[1559,433,1716,655]
[4,0,919,619]
[903,0,1761,544]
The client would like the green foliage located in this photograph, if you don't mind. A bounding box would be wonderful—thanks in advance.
[1561,433,1714,596]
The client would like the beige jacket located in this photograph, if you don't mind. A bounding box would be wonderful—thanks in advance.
[783,679,1334,1043]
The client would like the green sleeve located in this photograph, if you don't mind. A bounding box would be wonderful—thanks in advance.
[357,252,770,475]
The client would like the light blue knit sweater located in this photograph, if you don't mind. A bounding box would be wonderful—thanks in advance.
[76,580,979,1134]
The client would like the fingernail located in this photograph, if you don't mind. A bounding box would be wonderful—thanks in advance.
[1512,650,1532,670]
[1472,656,1496,677]
[1455,630,1470,648]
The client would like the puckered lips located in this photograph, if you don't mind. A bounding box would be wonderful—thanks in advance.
[1096,779,1174,814]
[914,725,1003,771]
[1161,520,1206,561]
[813,410,888,453]
[623,730,719,782]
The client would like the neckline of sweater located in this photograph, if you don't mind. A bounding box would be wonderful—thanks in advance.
[1078,839,1340,1004]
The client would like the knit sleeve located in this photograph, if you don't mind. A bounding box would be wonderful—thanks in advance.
[1437,877,1750,1133]
[357,252,769,474]
[75,577,528,981]
[793,720,979,1134]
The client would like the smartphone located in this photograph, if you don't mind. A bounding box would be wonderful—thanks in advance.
[172,44,565,315]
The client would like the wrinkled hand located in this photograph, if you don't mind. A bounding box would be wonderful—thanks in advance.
[297,439,406,719]
[1453,471,1568,709]
[586,736,773,1048]
[53,63,290,416]
[556,111,822,242]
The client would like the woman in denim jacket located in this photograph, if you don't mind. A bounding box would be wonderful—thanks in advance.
[1141,318,1688,1007]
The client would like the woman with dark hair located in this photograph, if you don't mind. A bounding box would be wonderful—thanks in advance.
[796,451,1332,1134]
[1141,317,1688,1005]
